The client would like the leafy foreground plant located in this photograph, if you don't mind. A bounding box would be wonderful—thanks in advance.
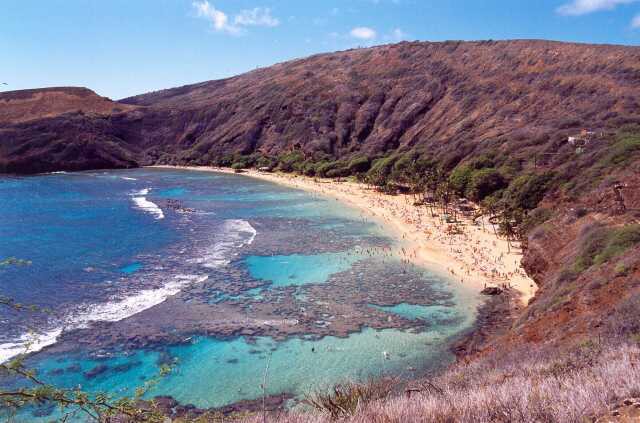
[0,257,171,422]
[0,356,171,422]
[303,377,398,420]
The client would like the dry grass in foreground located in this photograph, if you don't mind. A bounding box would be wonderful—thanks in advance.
[242,341,640,423]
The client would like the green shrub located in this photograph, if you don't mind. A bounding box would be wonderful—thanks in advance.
[316,161,340,178]
[230,162,247,170]
[599,134,640,168]
[301,161,318,176]
[277,151,305,172]
[326,167,350,178]
[614,262,629,276]
[255,155,276,169]
[347,156,371,174]
[366,155,397,186]
[575,224,640,272]
[448,164,474,196]
[465,168,506,202]
[503,172,554,211]
[304,378,396,419]
[594,224,640,265]
[574,226,611,273]
[522,208,554,234]
[468,154,496,170]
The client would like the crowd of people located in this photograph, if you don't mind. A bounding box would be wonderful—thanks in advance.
[251,171,537,304]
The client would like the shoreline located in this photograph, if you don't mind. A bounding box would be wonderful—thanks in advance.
[149,165,537,306]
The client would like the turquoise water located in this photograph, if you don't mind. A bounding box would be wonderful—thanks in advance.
[0,168,481,420]
[369,303,458,322]
[244,250,366,287]
[120,262,143,274]
[34,326,462,410]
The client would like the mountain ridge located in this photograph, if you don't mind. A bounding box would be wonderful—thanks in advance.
[1,39,639,357]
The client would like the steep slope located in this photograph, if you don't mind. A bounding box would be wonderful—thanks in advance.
[0,87,134,125]
[0,87,138,173]
[1,39,639,356]
[119,39,640,167]
[2,40,640,172]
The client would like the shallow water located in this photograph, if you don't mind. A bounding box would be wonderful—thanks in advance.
[0,168,481,419]
[244,251,367,287]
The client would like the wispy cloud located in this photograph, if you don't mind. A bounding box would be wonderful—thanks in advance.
[193,0,238,34]
[350,26,377,40]
[556,0,638,16]
[192,1,279,35]
[632,13,640,26]
[234,7,279,27]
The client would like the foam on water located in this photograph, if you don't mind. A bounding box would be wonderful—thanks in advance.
[130,188,164,220]
[193,219,257,268]
[0,274,209,363]
[0,329,63,364]
[0,213,258,364]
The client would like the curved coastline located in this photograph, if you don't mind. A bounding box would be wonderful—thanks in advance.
[149,165,537,306]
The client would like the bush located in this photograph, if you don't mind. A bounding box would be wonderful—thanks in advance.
[522,208,554,234]
[326,167,350,178]
[304,378,397,419]
[347,156,371,174]
[316,161,341,178]
[255,155,276,169]
[366,155,397,187]
[594,224,640,265]
[599,134,640,168]
[503,172,555,211]
[465,168,506,202]
[575,224,640,272]
[448,164,474,196]
[277,151,305,172]
[574,226,611,273]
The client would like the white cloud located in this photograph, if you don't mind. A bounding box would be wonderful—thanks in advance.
[234,7,279,27]
[556,0,638,15]
[633,13,640,26]
[350,26,377,40]
[192,1,280,35]
[193,0,238,34]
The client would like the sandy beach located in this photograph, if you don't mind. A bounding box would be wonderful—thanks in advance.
[151,165,538,305]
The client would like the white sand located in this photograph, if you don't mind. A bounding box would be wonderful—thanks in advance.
[150,166,538,305]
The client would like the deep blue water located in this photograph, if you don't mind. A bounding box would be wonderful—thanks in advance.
[0,169,480,420]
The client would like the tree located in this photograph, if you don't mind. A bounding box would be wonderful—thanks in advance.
[465,168,506,202]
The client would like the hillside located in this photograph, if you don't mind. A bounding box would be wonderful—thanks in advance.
[0,87,138,173]
[3,40,640,173]
[121,39,640,166]
[0,87,134,125]
[1,39,640,420]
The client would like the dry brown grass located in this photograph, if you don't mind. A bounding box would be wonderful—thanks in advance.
[242,341,640,423]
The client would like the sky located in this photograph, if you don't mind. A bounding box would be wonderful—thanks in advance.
[2,0,640,99]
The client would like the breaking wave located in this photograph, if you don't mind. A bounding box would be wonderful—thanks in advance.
[192,219,257,268]
[130,188,164,220]
[0,274,209,363]
[0,218,256,364]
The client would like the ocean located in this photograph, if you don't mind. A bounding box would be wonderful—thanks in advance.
[0,168,480,419]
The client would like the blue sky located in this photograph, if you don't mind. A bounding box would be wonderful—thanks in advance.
[2,0,640,99]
